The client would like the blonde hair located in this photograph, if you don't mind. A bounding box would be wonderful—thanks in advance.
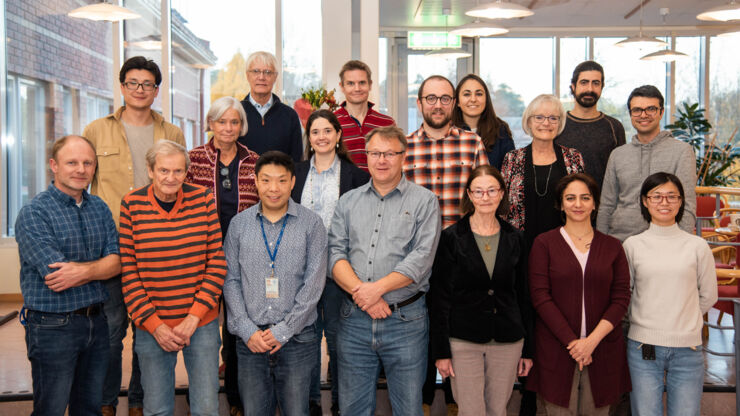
[521,94,566,137]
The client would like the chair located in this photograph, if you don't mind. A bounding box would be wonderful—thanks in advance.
[695,195,726,241]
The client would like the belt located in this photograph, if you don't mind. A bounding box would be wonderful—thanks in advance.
[346,291,424,312]
[71,303,103,316]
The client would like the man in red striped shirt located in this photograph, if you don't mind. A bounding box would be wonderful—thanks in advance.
[120,140,226,416]
[334,60,395,172]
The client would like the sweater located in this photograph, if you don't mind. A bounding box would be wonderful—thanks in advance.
[334,102,395,171]
[554,111,626,188]
[238,93,303,162]
[596,131,697,242]
[120,184,226,334]
[623,223,717,347]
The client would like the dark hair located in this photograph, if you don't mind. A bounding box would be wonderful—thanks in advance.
[339,60,372,83]
[119,56,162,86]
[554,173,601,225]
[365,126,408,150]
[304,110,352,162]
[627,85,664,110]
[639,172,685,224]
[460,165,510,217]
[570,60,604,86]
[255,151,295,177]
[51,135,96,160]
[417,75,455,101]
[452,74,512,152]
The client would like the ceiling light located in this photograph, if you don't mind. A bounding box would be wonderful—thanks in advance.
[615,1,667,50]
[697,1,740,22]
[68,2,141,22]
[718,28,740,37]
[465,1,534,20]
[640,49,689,62]
[425,48,472,59]
[450,21,509,37]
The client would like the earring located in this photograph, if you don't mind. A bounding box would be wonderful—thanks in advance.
[336,142,339,149]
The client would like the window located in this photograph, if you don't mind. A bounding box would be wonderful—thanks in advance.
[281,0,322,105]
[674,37,703,112]
[479,38,554,148]
[559,37,589,111]
[709,35,740,146]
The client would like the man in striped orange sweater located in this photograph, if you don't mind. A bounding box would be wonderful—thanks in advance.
[120,140,226,416]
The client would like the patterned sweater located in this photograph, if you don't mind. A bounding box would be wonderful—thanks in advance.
[120,183,226,334]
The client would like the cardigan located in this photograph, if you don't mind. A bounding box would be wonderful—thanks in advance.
[501,144,584,231]
[238,93,303,162]
[526,228,631,408]
[185,138,259,214]
[291,157,370,203]
[429,214,533,361]
[120,184,226,334]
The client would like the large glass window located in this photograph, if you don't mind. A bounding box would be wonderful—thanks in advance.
[378,37,390,115]
[479,38,554,148]
[281,0,322,106]
[674,37,703,112]
[709,35,740,146]
[593,37,668,138]
[559,37,588,112]
[407,54,457,131]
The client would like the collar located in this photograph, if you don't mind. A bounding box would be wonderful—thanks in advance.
[414,124,456,141]
[256,198,298,221]
[248,93,274,109]
[48,182,89,207]
[206,137,252,162]
[110,106,164,125]
[309,154,340,174]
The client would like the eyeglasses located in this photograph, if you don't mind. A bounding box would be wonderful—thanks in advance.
[122,81,157,91]
[469,188,502,199]
[421,95,453,105]
[366,150,404,160]
[220,166,232,190]
[247,69,278,77]
[630,106,661,117]
[645,194,681,204]
[531,115,560,124]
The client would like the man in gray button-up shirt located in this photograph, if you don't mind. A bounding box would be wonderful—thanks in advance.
[328,126,441,415]
[223,151,327,416]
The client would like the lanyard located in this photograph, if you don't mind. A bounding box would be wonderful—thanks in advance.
[259,214,288,275]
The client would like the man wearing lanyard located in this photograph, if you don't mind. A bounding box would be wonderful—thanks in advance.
[328,126,442,415]
[223,151,328,416]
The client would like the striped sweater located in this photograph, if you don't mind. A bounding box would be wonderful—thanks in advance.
[120,183,226,334]
[334,101,395,172]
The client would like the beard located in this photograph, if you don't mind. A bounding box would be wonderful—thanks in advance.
[423,111,451,129]
[575,92,599,108]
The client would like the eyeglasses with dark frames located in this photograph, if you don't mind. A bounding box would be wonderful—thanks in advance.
[122,81,157,91]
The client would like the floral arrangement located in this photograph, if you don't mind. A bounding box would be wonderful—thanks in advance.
[300,86,338,111]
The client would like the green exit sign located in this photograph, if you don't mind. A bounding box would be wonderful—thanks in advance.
[408,32,462,49]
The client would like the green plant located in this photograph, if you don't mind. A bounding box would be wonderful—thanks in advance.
[667,102,739,186]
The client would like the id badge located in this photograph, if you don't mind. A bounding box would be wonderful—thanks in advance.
[265,277,279,298]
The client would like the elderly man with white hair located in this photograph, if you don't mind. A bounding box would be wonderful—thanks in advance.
[239,51,303,162]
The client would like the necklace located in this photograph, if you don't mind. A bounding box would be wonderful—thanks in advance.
[471,216,499,251]
[532,163,553,197]
[565,227,594,248]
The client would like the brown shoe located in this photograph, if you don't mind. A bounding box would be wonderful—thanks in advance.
[229,406,243,416]
[423,403,431,416]
[101,405,116,416]
[446,403,459,416]
[128,407,143,416]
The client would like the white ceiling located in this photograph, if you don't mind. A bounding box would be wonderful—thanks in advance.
[379,0,740,33]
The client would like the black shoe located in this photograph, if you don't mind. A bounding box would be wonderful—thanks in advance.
[310,401,322,416]
[331,402,340,416]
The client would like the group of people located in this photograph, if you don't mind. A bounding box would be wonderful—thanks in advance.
[15,50,717,416]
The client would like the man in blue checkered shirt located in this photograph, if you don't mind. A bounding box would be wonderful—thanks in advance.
[15,135,121,415]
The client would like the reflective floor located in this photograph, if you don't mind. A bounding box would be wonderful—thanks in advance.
[0,300,736,415]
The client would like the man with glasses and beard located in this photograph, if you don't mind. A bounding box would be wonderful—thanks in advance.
[555,61,625,188]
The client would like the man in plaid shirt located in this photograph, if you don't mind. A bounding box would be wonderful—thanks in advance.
[404,75,489,229]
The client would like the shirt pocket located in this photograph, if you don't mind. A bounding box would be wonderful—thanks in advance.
[388,216,415,245]
[96,147,121,173]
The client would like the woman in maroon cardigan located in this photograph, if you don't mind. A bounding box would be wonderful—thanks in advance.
[527,173,630,414]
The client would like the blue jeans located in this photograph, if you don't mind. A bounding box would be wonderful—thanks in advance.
[309,278,343,405]
[627,338,704,416]
[101,277,130,407]
[337,295,428,416]
[237,323,318,416]
[25,308,109,416]
[135,319,221,416]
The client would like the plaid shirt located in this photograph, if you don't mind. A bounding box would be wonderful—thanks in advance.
[404,125,489,228]
[15,184,119,312]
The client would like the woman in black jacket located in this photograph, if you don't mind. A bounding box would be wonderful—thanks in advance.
[291,109,369,415]
[429,164,533,416]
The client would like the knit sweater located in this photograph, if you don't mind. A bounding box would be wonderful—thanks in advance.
[120,183,226,334]
[554,111,626,188]
[596,131,697,242]
[238,93,303,162]
[334,101,395,171]
[623,223,717,347]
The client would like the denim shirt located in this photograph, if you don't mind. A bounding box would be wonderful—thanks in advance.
[15,184,119,312]
[223,199,327,344]
[328,176,441,304]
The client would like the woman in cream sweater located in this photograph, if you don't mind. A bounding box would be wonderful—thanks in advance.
[623,172,717,416]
